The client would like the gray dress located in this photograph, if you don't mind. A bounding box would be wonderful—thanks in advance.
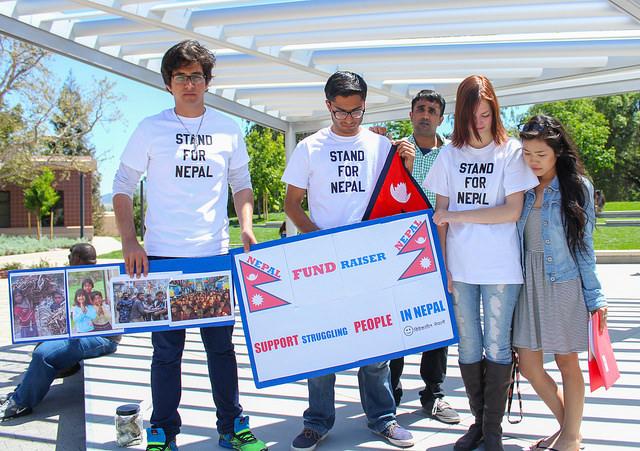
[513,208,589,354]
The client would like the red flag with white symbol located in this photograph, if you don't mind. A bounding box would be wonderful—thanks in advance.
[362,145,432,221]
[397,221,437,280]
[239,260,289,313]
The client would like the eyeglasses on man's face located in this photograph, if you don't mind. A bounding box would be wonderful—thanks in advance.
[172,73,206,85]
[331,107,365,120]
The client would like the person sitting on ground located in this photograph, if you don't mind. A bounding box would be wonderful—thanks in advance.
[0,243,121,421]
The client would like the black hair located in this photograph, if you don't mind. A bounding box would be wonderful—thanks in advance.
[324,71,367,101]
[161,40,216,86]
[81,278,94,289]
[519,114,589,258]
[74,288,87,306]
[411,89,446,116]
[70,243,96,265]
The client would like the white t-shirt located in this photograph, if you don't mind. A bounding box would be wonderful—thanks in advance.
[282,127,390,229]
[424,138,538,284]
[119,107,249,257]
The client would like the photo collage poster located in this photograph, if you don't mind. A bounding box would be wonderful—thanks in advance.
[9,262,234,344]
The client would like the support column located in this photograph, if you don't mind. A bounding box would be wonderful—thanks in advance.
[284,123,297,237]
[79,172,85,239]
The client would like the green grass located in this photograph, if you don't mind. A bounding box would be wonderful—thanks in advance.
[603,201,640,212]
[0,235,86,256]
[593,226,640,250]
[98,249,124,259]
[97,224,282,259]
[97,210,638,258]
[229,224,280,248]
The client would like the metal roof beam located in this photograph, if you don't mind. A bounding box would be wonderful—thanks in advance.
[312,39,640,65]
[255,20,639,49]
[67,0,407,101]
[187,0,575,26]
[221,3,620,38]
[609,0,640,21]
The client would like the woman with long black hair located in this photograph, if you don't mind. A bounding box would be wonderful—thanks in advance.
[514,115,608,451]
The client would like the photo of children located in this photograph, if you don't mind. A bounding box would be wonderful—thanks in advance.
[9,270,67,342]
[111,273,175,328]
[168,273,233,326]
[66,266,120,336]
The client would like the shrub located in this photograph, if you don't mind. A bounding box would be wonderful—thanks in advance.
[0,235,86,256]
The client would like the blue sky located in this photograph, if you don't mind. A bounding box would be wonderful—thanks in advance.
[50,55,180,196]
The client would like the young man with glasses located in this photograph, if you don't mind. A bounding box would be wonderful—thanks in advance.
[282,71,415,451]
[112,40,267,451]
[0,243,120,421]
[386,90,461,424]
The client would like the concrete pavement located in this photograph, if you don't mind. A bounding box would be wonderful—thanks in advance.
[0,264,638,450]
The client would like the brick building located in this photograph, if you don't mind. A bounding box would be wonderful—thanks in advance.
[0,156,96,238]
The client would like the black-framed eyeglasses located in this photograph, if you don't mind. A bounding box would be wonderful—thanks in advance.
[172,74,206,85]
[331,108,365,120]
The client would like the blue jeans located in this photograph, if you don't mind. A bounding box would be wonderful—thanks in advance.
[452,282,521,365]
[150,326,242,439]
[303,360,396,435]
[12,337,118,409]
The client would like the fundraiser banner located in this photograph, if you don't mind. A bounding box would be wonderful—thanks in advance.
[8,255,233,344]
[232,210,457,388]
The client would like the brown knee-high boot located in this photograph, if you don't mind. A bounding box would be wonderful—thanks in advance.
[482,360,513,451]
[454,360,485,451]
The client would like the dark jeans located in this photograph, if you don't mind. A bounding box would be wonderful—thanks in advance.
[390,346,448,406]
[12,337,118,409]
[147,256,242,439]
[150,326,242,439]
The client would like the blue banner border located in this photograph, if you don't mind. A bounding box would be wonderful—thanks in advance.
[7,255,235,344]
[231,209,458,389]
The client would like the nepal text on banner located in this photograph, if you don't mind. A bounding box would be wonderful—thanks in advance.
[232,209,458,388]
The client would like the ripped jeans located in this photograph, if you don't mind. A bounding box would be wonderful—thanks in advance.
[452,282,521,365]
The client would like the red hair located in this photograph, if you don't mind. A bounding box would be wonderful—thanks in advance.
[451,75,507,147]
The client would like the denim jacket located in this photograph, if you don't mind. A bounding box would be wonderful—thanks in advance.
[517,176,606,312]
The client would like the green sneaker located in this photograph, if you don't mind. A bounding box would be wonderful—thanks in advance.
[146,428,178,451]
[219,416,268,450]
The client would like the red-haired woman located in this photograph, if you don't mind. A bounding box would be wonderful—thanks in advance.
[425,75,538,451]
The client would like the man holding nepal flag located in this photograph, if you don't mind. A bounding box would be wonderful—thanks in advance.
[282,71,417,451]
[370,90,461,425]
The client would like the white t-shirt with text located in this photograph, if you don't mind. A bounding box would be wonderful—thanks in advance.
[282,127,391,229]
[119,107,249,257]
[424,138,538,284]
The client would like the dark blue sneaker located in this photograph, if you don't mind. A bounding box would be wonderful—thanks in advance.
[146,428,178,451]
[219,416,268,450]
[291,428,327,451]
[375,422,414,448]
[0,394,32,421]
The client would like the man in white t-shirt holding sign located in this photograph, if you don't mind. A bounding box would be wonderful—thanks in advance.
[282,71,416,451]
[112,40,267,451]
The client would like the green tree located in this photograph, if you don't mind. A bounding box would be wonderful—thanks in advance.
[23,168,60,240]
[380,119,413,140]
[1,36,123,235]
[245,124,286,220]
[44,73,123,234]
[528,99,615,188]
[593,93,640,200]
[0,36,51,187]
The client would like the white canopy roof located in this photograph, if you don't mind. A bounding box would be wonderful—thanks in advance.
[2,0,640,133]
